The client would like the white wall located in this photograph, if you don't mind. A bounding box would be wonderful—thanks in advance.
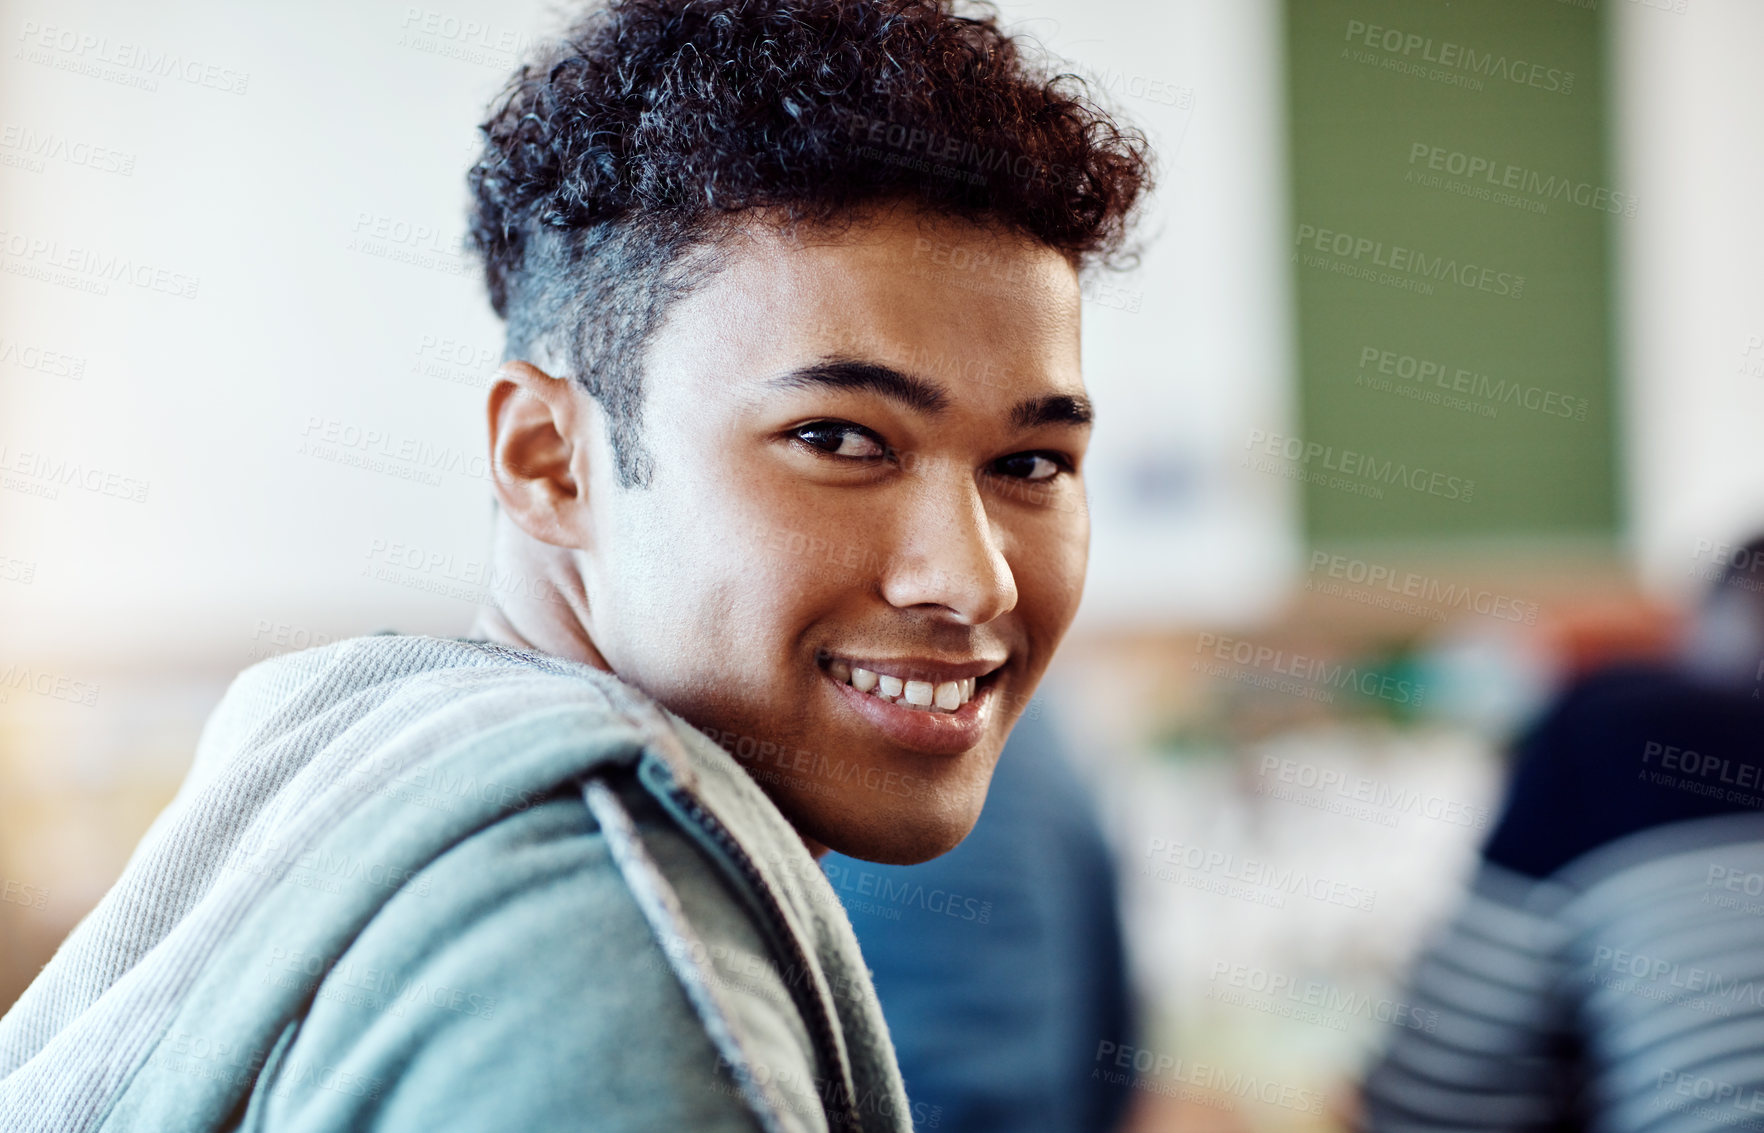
[0,0,534,665]
[1610,0,1764,596]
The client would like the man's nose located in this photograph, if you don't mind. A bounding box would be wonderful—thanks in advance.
[878,471,1018,625]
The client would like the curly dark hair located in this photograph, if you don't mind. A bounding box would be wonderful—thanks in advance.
[467,0,1155,488]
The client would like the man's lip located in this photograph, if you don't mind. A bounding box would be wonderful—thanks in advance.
[814,648,1007,685]
[821,668,994,755]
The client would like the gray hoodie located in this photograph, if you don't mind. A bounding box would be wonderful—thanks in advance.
[0,633,915,1132]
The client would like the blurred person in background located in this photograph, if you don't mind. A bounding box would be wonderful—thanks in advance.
[1360,535,1764,1129]
[0,1,1155,1129]
[825,698,1138,1133]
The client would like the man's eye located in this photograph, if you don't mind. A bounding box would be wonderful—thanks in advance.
[792,422,889,460]
[990,452,1069,482]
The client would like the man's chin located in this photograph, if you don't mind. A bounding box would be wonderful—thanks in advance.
[724,726,1003,865]
[790,791,985,866]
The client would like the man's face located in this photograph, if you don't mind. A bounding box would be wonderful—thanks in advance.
[572,204,1089,864]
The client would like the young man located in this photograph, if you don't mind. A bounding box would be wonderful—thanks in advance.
[0,1,1152,1129]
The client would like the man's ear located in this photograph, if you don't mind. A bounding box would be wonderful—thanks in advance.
[486,360,594,549]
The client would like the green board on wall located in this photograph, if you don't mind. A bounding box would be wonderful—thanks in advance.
[1283,0,1619,546]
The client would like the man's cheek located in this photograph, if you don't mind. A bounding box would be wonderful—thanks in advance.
[1015,521,1088,632]
[743,503,887,591]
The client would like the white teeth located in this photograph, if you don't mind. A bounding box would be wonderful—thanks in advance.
[829,659,984,713]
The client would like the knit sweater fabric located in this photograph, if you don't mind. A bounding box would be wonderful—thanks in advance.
[0,633,912,1133]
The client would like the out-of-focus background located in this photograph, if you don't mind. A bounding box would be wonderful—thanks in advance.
[2,0,1760,1128]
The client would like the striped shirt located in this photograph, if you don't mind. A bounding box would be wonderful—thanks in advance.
[1362,665,1764,1131]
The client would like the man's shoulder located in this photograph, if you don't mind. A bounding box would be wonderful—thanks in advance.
[247,778,825,1132]
[184,632,620,792]
[217,632,605,724]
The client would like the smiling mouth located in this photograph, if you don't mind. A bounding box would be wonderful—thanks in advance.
[815,650,1003,714]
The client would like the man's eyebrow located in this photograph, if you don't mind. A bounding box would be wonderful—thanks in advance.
[1011,393,1094,430]
[766,357,951,414]
[766,354,1093,430]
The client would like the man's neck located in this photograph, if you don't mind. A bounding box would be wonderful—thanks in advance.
[469,533,831,863]
[469,512,612,670]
